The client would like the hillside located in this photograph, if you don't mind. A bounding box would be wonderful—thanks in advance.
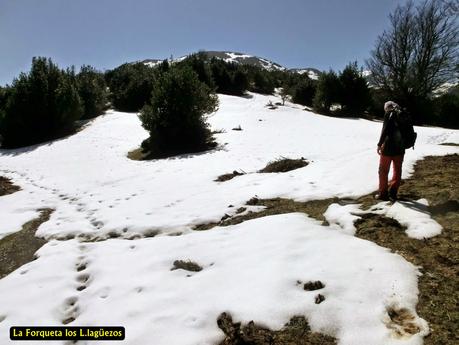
[139,51,321,78]
[0,92,458,345]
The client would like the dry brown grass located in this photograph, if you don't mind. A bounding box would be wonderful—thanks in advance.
[171,260,203,272]
[217,313,336,345]
[0,209,53,279]
[259,158,309,173]
[215,170,245,182]
[0,176,20,196]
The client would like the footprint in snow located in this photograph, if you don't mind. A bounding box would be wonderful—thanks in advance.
[98,287,110,299]
[75,250,92,292]
[61,296,79,325]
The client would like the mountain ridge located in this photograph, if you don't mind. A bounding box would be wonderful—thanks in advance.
[136,51,321,79]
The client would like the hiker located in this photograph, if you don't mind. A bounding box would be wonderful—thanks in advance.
[376,101,405,201]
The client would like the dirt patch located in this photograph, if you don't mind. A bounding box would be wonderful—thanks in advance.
[0,209,53,279]
[216,171,246,182]
[217,313,336,345]
[0,176,20,196]
[259,158,309,173]
[171,260,203,272]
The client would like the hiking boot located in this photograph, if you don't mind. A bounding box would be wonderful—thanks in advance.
[389,188,398,201]
[374,191,389,201]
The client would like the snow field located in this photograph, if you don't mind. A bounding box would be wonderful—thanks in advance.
[0,214,429,345]
[0,93,457,240]
[0,92,458,344]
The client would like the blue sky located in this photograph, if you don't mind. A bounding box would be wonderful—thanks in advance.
[1,0,407,86]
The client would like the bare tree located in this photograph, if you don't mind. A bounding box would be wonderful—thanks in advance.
[441,0,459,15]
[367,0,458,104]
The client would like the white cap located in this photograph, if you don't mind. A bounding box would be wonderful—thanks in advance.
[384,101,399,112]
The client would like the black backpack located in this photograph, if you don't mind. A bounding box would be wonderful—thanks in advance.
[394,110,417,149]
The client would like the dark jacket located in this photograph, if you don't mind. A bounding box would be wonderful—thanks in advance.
[378,111,405,156]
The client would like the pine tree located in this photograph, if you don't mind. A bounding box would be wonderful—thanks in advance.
[251,70,275,94]
[291,77,317,106]
[77,65,108,119]
[105,62,156,112]
[313,70,341,113]
[232,70,249,95]
[56,71,84,127]
[0,57,84,148]
[180,53,215,89]
[338,62,371,115]
[139,67,219,157]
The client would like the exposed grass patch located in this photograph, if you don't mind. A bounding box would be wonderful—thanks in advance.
[0,209,53,279]
[303,281,325,291]
[171,260,203,272]
[440,142,459,146]
[127,147,148,161]
[0,176,20,196]
[215,170,245,182]
[194,197,342,230]
[259,157,309,173]
[217,312,336,345]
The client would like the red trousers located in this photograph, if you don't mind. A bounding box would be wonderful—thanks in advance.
[379,154,404,193]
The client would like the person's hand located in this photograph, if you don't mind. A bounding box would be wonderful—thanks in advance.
[377,145,382,155]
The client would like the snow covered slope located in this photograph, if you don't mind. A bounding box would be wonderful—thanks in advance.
[0,93,458,345]
[203,51,286,71]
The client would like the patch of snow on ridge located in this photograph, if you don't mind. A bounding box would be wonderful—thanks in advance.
[291,69,320,80]
[225,52,253,62]
[308,70,319,80]
[143,60,161,68]
[0,214,429,345]
[362,70,372,77]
